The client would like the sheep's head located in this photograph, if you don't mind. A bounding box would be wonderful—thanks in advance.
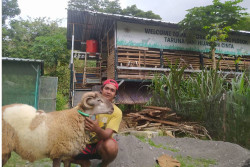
[78,91,114,115]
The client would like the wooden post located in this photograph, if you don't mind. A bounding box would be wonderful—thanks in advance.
[200,53,204,70]
[114,23,118,80]
[115,47,118,80]
[69,24,75,107]
[139,51,141,67]
[160,49,163,68]
[235,56,239,72]
[83,52,87,86]
[139,51,141,77]
[222,92,227,141]
[212,48,216,70]
[144,50,146,67]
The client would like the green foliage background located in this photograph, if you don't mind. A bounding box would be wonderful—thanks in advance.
[2,17,70,110]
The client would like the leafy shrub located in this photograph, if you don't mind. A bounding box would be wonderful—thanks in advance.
[56,92,68,111]
[148,64,250,149]
[226,72,250,148]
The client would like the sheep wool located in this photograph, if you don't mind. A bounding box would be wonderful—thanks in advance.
[3,104,48,161]
[2,91,114,167]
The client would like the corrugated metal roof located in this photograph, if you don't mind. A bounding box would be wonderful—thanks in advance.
[2,57,44,63]
[81,10,250,34]
[237,29,250,34]
[67,10,179,50]
[81,10,178,24]
[2,57,44,75]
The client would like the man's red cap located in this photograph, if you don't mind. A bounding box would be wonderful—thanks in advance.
[103,79,119,90]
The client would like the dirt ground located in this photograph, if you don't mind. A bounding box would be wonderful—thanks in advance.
[5,134,250,167]
[91,134,250,167]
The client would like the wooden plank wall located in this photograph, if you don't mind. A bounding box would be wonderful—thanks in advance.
[203,55,250,71]
[163,51,200,70]
[203,55,235,71]
[117,46,161,79]
[116,46,250,80]
[238,56,250,71]
[118,46,160,68]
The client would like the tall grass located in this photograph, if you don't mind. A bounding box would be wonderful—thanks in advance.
[148,61,187,111]
[148,64,250,149]
[226,72,250,148]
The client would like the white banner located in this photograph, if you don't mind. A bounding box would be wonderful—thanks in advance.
[117,21,250,56]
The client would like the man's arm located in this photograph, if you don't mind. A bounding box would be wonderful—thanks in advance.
[85,117,114,140]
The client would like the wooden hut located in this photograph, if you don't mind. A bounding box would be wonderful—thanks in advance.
[67,10,250,106]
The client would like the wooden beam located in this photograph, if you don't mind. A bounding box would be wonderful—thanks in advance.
[117,74,154,80]
[143,106,172,112]
[117,66,243,75]
[127,113,180,126]
[118,45,149,51]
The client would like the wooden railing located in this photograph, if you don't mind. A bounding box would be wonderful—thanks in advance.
[83,67,102,85]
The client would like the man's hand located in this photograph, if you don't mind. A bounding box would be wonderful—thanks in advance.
[84,117,114,140]
[84,117,99,132]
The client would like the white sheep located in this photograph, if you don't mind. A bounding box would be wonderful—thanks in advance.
[2,91,114,167]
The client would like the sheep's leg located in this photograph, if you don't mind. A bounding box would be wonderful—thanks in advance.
[63,160,71,167]
[2,120,15,166]
[2,153,11,166]
[69,159,91,167]
[52,158,62,167]
[80,160,91,167]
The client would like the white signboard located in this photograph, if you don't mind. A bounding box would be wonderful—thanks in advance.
[117,21,250,56]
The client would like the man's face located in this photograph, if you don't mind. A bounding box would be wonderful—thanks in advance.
[101,83,117,102]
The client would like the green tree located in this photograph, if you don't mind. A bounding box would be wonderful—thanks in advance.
[235,14,250,31]
[2,19,33,58]
[67,0,122,13]
[179,0,246,69]
[68,0,101,11]
[32,33,70,74]
[100,0,122,14]
[67,0,161,19]
[3,17,69,73]
[2,17,65,58]
[121,4,161,19]
[2,0,21,25]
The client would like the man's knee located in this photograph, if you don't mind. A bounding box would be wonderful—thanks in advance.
[99,138,118,156]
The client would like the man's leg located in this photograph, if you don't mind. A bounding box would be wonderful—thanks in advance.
[97,138,118,167]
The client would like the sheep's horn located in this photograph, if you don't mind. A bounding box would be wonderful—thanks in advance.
[82,92,96,109]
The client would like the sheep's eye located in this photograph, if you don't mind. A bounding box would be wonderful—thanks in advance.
[97,99,102,103]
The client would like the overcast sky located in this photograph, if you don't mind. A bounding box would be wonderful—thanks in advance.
[17,0,250,27]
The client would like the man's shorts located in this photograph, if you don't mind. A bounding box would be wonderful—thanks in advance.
[74,138,117,160]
